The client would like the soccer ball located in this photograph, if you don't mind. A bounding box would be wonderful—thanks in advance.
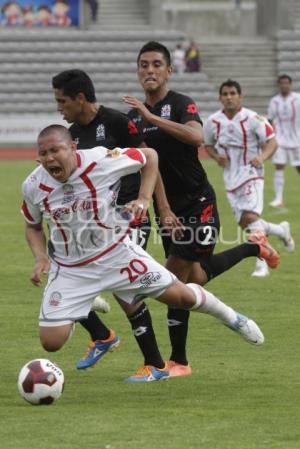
[17,359,64,405]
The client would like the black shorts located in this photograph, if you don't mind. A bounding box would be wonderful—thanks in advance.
[157,198,220,262]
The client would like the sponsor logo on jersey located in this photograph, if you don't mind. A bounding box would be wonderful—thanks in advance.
[106,148,121,158]
[228,124,235,134]
[96,124,106,141]
[161,104,171,119]
[62,184,75,204]
[187,103,198,114]
[140,272,161,288]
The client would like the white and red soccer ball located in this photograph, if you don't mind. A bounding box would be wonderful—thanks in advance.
[17,359,64,405]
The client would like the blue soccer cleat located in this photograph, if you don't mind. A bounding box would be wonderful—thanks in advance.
[126,364,169,382]
[76,329,120,369]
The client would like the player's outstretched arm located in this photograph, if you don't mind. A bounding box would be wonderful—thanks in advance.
[25,222,50,286]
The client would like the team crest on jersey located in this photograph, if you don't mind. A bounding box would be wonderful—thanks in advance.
[106,148,121,158]
[96,124,105,141]
[161,104,171,119]
[62,184,75,204]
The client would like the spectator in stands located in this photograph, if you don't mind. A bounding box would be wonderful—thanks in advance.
[52,0,71,26]
[36,5,53,27]
[173,43,186,75]
[1,1,23,26]
[87,0,99,22]
[185,40,201,73]
[267,74,300,208]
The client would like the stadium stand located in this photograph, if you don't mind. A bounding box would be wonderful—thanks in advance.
[277,30,300,91]
[0,28,219,117]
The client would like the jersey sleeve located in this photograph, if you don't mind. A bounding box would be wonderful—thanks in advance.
[252,114,275,144]
[114,113,144,147]
[203,118,216,146]
[21,180,42,224]
[176,95,202,125]
[103,147,146,181]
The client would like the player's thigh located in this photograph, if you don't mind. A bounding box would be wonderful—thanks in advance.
[39,324,73,351]
[156,279,195,309]
[40,263,103,327]
[229,180,264,225]
[106,241,176,305]
[288,147,300,167]
[162,199,220,264]
[272,146,288,165]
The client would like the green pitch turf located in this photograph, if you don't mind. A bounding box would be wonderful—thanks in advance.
[0,159,299,449]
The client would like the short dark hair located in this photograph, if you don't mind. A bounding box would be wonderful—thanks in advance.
[137,41,171,66]
[38,124,72,144]
[219,79,242,95]
[52,69,96,102]
[278,74,292,83]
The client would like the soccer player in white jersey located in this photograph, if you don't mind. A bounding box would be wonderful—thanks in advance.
[267,74,300,208]
[204,80,295,278]
[21,124,265,364]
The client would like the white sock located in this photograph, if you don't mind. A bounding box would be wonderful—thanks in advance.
[254,258,268,271]
[247,218,285,239]
[187,283,237,326]
[273,169,284,202]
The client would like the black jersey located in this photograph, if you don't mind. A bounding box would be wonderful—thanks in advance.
[69,105,143,205]
[128,90,214,212]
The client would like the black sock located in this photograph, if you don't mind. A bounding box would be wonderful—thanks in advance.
[168,308,190,365]
[200,242,260,280]
[128,303,165,368]
[78,311,110,341]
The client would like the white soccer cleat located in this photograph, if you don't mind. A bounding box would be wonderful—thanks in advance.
[269,198,285,208]
[91,295,111,313]
[228,313,265,346]
[280,221,295,252]
[251,259,269,277]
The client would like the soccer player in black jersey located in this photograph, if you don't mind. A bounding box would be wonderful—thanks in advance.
[124,41,279,378]
[52,69,169,381]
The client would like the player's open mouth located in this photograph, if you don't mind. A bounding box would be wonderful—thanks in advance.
[145,77,156,83]
[48,166,63,176]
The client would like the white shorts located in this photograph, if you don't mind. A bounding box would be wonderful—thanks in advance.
[226,179,264,223]
[272,146,300,166]
[39,238,176,327]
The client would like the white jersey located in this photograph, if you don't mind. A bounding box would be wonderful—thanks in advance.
[203,107,274,191]
[268,92,300,148]
[21,147,146,267]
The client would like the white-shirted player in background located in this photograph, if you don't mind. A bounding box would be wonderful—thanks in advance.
[21,124,265,366]
[267,74,300,208]
[204,79,295,278]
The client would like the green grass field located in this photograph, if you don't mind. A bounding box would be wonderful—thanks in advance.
[0,159,299,449]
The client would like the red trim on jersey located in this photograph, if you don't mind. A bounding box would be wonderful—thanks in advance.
[240,117,248,165]
[124,148,144,164]
[265,122,274,138]
[39,183,54,193]
[291,98,296,132]
[128,120,138,135]
[21,200,35,223]
[226,176,264,193]
[55,228,130,267]
[212,119,221,136]
[76,153,82,168]
[80,162,112,230]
